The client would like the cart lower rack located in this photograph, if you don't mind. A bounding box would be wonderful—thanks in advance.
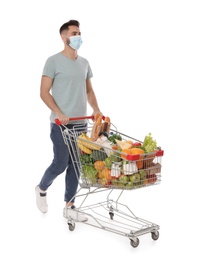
[66,187,160,248]
[56,116,164,248]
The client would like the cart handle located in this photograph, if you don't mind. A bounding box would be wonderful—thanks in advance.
[55,115,105,126]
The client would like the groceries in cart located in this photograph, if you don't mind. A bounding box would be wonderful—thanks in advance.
[76,115,164,189]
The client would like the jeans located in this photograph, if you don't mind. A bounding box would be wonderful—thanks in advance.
[39,123,84,203]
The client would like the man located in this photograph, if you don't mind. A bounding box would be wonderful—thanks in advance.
[35,20,102,221]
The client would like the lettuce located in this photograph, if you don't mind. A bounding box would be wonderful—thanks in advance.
[82,165,98,183]
[142,133,157,153]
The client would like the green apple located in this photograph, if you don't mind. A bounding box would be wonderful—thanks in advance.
[118,174,129,185]
[105,157,112,168]
[133,180,143,188]
[139,170,146,180]
[129,173,140,182]
[126,181,134,189]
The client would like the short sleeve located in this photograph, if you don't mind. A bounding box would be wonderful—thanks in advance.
[87,63,93,79]
[42,57,55,79]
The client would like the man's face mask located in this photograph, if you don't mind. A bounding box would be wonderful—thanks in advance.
[67,35,83,50]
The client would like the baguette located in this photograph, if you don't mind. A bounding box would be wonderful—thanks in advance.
[91,115,111,141]
[90,114,103,141]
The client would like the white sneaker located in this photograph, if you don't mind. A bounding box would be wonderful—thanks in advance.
[63,206,88,222]
[35,185,48,213]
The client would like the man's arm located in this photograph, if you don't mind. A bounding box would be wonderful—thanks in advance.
[40,76,69,124]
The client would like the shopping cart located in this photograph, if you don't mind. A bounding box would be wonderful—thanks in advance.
[55,116,164,248]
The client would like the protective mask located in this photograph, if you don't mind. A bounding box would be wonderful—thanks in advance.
[67,35,83,50]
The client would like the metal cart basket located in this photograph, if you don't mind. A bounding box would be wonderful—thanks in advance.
[55,116,164,248]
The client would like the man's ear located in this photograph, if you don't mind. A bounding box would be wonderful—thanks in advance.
[61,34,70,44]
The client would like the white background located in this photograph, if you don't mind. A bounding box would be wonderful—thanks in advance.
[1,0,198,259]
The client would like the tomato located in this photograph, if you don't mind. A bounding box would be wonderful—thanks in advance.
[133,142,142,147]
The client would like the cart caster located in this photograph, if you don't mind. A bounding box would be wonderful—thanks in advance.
[109,212,114,220]
[130,237,140,248]
[68,222,75,231]
[151,230,159,240]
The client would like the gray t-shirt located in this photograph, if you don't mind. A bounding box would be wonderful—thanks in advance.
[42,52,93,124]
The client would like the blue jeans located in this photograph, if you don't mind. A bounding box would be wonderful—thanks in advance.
[39,123,84,203]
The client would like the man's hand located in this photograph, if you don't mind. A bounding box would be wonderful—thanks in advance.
[56,112,70,125]
[92,110,103,121]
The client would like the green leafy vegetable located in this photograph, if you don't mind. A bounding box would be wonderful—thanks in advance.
[82,165,98,183]
[80,154,93,164]
[108,134,122,144]
[108,153,122,162]
[142,133,157,153]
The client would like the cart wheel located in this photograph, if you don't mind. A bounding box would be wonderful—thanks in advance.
[130,238,140,248]
[109,212,114,220]
[151,230,159,240]
[68,222,75,231]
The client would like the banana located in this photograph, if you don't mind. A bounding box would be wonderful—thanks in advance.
[77,140,92,154]
[77,132,101,150]
[84,133,101,150]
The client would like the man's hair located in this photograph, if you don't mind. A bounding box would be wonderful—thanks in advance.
[59,20,80,34]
